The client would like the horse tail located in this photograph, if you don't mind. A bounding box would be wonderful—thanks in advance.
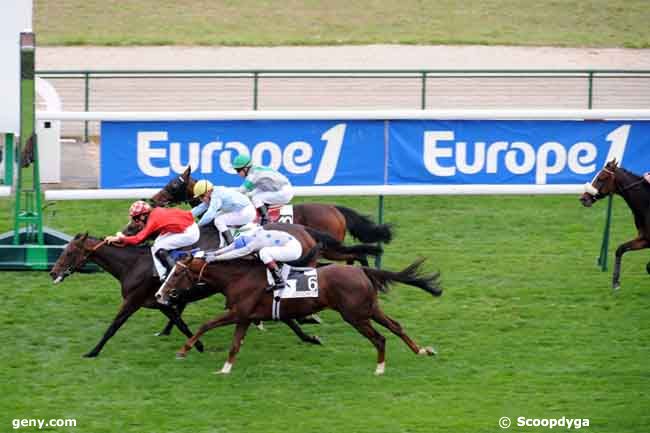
[362,258,442,297]
[286,243,321,267]
[335,206,393,244]
[305,227,383,258]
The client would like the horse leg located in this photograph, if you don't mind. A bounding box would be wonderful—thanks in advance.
[612,238,649,290]
[372,308,436,356]
[156,303,186,336]
[159,305,204,353]
[343,317,386,375]
[283,319,322,345]
[84,297,142,358]
[217,321,251,375]
[176,310,239,358]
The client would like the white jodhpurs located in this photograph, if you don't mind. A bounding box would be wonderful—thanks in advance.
[259,238,302,264]
[250,185,294,208]
[213,203,256,232]
[151,223,200,278]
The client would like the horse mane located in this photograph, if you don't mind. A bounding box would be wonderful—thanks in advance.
[74,233,151,254]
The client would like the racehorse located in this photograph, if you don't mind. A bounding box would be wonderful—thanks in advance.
[151,167,393,247]
[580,159,650,290]
[49,224,346,356]
[119,219,382,336]
[156,256,442,375]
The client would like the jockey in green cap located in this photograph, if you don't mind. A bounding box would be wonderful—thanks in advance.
[232,154,294,225]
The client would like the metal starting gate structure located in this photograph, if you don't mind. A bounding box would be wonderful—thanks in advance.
[0,31,72,270]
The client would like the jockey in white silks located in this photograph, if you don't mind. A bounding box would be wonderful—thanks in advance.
[191,180,256,245]
[206,223,302,291]
[231,154,294,225]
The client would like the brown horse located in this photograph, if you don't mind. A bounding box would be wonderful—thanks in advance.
[156,256,441,375]
[151,167,393,249]
[580,159,650,290]
[49,225,335,356]
[119,220,381,336]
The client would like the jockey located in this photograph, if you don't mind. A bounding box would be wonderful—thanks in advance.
[231,154,294,225]
[206,223,302,291]
[191,179,256,245]
[105,200,200,281]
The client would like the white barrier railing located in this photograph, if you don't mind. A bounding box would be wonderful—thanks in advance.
[0,186,11,197]
[36,108,650,121]
[36,109,649,200]
[44,184,586,201]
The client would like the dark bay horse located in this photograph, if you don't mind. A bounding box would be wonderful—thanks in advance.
[151,167,393,246]
[156,257,441,375]
[49,225,336,356]
[580,159,650,290]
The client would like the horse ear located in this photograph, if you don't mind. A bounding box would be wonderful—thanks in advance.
[81,232,88,242]
[183,166,191,178]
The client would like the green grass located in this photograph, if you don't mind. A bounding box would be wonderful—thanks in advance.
[34,0,650,48]
[0,194,648,432]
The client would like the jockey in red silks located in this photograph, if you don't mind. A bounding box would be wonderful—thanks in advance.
[106,201,200,281]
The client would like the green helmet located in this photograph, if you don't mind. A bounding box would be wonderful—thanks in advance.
[232,154,252,170]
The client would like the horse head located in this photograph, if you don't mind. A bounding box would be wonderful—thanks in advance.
[155,255,203,305]
[580,159,619,207]
[50,233,95,284]
[150,166,199,207]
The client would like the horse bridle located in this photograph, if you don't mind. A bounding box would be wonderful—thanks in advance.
[61,239,107,277]
[595,167,646,195]
[167,259,208,299]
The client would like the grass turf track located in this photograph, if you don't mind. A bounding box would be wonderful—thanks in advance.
[0,194,648,433]
[34,0,650,48]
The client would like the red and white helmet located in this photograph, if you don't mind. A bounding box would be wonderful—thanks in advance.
[129,200,152,217]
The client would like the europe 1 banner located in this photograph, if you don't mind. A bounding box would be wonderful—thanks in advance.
[100,119,650,188]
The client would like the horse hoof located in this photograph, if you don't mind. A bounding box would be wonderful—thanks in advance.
[419,346,437,356]
[646,262,650,275]
[175,352,186,359]
[256,323,265,331]
[154,332,169,337]
[374,362,385,375]
[82,352,98,358]
[313,336,323,345]
[612,283,621,292]
[195,342,205,353]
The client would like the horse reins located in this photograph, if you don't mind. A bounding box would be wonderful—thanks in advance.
[602,167,647,193]
[175,259,208,285]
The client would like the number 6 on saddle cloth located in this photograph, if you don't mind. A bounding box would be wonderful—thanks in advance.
[267,266,319,320]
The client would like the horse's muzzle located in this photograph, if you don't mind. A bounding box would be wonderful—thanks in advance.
[579,192,594,207]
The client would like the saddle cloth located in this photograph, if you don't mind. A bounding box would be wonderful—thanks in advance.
[269,265,318,321]
[266,265,319,299]
[256,204,294,224]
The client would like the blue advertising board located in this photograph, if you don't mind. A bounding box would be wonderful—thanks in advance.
[101,119,650,188]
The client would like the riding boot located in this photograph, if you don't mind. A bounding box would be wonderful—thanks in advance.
[266,260,286,292]
[155,249,176,280]
[220,229,235,246]
[258,204,269,225]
